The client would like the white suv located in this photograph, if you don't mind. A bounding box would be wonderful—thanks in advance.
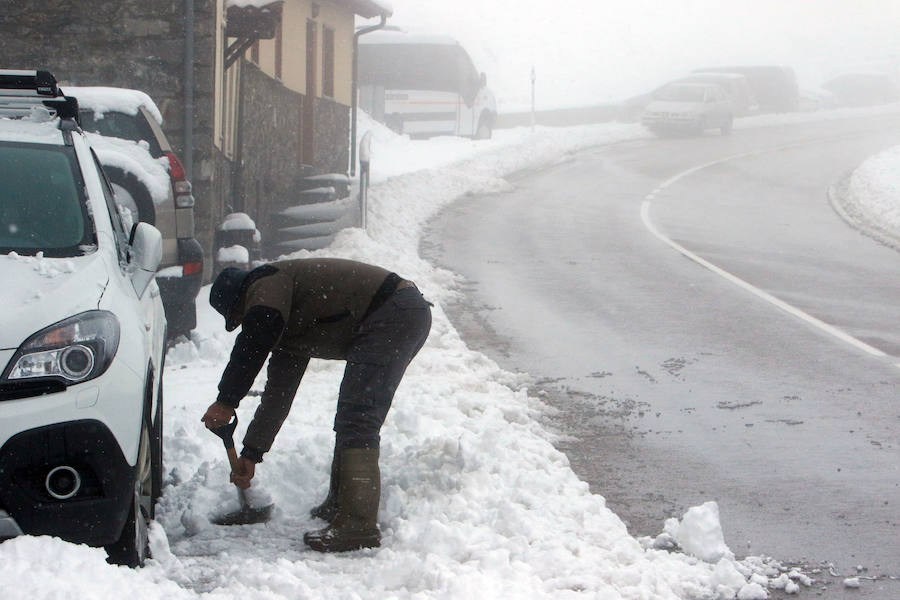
[0,70,166,567]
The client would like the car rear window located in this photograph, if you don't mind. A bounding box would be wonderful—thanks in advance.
[0,142,96,257]
[78,109,163,158]
[657,85,706,102]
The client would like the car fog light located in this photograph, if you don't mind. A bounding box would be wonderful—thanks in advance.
[46,466,81,500]
[60,345,94,379]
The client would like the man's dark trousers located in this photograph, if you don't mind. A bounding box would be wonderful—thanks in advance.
[334,286,432,449]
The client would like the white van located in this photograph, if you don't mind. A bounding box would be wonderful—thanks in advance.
[358,29,497,139]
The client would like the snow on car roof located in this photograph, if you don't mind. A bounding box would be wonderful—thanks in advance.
[62,86,163,126]
[360,28,459,46]
[0,115,66,145]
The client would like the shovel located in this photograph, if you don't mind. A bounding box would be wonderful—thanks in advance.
[208,416,274,526]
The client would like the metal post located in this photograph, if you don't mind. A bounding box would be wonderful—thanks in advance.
[530,66,536,132]
[184,0,195,180]
[351,14,388,176]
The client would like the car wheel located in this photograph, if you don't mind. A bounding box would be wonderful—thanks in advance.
[695,117,707,135]
[474,115,493,140]
[721,116,733,135]
[105,419,153,568]
[104,166,156,227]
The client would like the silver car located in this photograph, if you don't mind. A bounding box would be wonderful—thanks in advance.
[641,82,734,136]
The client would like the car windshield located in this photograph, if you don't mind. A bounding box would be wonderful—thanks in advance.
[78,109,163,157]
[656,84,706,102]
[0,142,95,257]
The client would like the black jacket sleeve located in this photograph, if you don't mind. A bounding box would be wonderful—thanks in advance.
[216,306,285,409]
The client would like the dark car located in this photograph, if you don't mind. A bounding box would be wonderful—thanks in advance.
[66,87,204,340]
[821,72,900,107]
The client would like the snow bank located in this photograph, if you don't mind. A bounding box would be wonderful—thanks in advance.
[847,144,900,239]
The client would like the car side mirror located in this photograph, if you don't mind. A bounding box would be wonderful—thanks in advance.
[128,222,162,298]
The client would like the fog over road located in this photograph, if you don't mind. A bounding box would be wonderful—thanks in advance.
[424,114,900,598]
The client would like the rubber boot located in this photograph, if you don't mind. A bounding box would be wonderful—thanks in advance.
[309,444,340,522]
[304,448,381,552]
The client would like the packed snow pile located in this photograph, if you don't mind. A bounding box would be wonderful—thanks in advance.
[6,106,900,598]
[847,144,900,239]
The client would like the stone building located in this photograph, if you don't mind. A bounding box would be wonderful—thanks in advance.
[0,0,391,271]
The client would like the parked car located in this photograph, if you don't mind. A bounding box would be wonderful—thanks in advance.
[0,70,166,567]
[693,65,799,113]
[821,72,900,107]
[641,82,734,135]
[358,28,497,139]
[64,86,203,341]
[672,72,757,116]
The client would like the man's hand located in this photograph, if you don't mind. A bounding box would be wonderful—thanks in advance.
[230,457,256,490]
[201,401,236,430]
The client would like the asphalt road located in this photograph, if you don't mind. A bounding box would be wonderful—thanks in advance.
[422,114,900,598]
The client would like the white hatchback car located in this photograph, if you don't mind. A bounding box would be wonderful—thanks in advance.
[0,70,166,567]
[641,82,734,136]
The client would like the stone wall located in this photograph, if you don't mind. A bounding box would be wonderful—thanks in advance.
[234,61,305,257]
[0,0,220,275]
[314,97,350,174]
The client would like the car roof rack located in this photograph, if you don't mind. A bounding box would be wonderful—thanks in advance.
[0,69,80,123]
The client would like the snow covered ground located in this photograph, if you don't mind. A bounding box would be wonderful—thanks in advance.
[2,105,899,599]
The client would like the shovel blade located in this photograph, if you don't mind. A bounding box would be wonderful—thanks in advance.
[210,503,274,526]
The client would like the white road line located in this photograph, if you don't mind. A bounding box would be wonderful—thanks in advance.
[640,154,890,360]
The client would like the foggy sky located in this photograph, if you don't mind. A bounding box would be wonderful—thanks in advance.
[379,0,900,109]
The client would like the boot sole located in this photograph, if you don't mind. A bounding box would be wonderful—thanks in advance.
[304,530,381,553]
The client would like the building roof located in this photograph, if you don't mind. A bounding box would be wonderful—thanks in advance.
[343,0,393,18]
[226,0,391,18]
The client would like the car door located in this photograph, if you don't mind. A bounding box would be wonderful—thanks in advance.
[92,152,164,389]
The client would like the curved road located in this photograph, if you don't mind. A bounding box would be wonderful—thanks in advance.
[423,114,900,598]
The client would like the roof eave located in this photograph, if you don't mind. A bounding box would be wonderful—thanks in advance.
[347,0,393,19]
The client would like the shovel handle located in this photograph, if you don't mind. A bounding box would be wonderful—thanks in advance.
[209,415,239,449]
[209,416,243,473]
[225,446,242,474]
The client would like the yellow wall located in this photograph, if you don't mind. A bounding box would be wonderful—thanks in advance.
[241,0,355,106]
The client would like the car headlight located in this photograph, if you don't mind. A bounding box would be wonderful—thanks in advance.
[3,311,120,385]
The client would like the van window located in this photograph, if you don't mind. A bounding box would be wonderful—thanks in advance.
[359,43,473,95]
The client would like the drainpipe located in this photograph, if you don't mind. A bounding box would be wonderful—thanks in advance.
[350,13,387,176]
[184,0,195,180]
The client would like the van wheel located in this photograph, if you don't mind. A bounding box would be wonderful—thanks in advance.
[105,419,153,567]
[103,166,156,227]
[474,115,493,140]
[721,116,733,135]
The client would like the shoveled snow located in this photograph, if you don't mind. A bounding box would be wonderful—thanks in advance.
[3,104,899,598]
[662,501,733,563]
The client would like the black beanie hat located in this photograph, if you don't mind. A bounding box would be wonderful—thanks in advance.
[209,267,250,331]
